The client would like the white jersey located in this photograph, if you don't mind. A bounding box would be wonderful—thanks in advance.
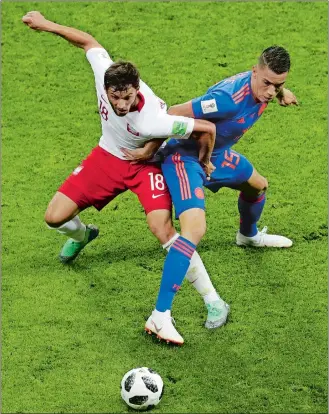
[86,48,195,160]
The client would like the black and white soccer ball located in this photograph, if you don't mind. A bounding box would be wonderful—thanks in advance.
[121,367,164,410]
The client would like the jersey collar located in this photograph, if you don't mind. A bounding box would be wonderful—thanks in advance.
[131,92,145,112]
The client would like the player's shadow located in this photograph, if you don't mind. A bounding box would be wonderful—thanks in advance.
[73,242,164,269]
[141,330,184,349]
[55,236,276,273]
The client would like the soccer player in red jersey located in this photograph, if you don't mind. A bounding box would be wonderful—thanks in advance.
[22,12,228,342]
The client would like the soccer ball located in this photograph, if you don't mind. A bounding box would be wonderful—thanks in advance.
[121,367,164,410]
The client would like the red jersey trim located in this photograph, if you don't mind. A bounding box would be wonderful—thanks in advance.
[131,92,145,112]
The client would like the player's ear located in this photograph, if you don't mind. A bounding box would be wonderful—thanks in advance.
[252,65,257,78]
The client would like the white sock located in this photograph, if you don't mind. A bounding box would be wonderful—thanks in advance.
[162,233,180,249]
[47,215,86,242]
[152,309,171,321]
[162,233,220,304]
[187,251,220,304]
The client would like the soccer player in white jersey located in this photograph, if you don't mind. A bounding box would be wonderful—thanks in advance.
[22,11,230,345]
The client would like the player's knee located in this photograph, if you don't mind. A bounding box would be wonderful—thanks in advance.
[261,177,268,192]
[44,208,67,228]
[182,221,206,245]
[197,221,207,240]
[253,176,268,194]
[193,225,206,243]
[179,209,206,245]
[148,219,175,243]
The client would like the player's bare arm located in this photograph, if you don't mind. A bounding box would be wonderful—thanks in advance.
[167,101,195,118]
[191,120,216,177]
[122,119,215,177]
[121,139,166,163]
[22,11,102,51]
[276,87,298,106]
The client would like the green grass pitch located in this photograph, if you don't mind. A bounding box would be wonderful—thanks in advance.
[2,1,327,413]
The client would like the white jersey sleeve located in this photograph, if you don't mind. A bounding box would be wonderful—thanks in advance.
[86,47,114,88]
[145,114,195,140]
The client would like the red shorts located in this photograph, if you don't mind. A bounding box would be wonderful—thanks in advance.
[58,146,172,214]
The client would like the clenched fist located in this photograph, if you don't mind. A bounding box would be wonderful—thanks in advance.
[22,11,51,32]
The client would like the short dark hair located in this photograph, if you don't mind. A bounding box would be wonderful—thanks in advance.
[104,61,140,92]
[259,46,291,74]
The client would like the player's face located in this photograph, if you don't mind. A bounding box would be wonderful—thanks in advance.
[107,86,139,116]
[251,65,288,103]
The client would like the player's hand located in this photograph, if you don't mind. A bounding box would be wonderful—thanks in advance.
[121,147,152,164]
[201,160,216,180]
[22,11,51,31]
[278,88,298,106]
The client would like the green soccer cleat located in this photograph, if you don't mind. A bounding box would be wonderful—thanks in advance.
[59,224,99,264]
[205,299,230,329]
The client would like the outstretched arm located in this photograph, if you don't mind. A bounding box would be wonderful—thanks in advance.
[22,11,102,52]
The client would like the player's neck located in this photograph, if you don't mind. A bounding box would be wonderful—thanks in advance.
[250,79,261,103]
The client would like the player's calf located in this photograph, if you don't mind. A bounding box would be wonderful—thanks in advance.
[237,171,268,239]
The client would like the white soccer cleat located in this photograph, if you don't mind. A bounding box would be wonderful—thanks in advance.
[145,310,184,345]
[236,226,293,248]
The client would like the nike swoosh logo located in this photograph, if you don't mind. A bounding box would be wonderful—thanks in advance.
[152,194,165,199]
[152,321,162,333]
